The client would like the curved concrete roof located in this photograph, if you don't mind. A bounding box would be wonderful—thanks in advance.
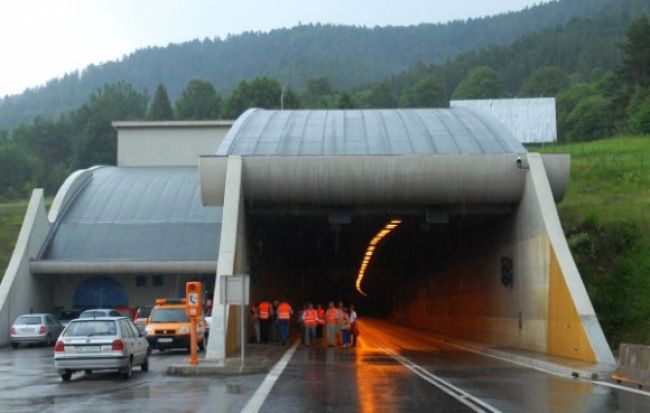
[38,167,221,265]
[217,108,526,156]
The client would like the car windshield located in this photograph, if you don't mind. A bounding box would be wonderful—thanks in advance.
[150,308,188,323]
[63,320,117,337]
[16,316,41,325]
[80,310,108,318]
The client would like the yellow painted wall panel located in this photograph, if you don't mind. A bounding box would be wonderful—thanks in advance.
[547,247,596,362]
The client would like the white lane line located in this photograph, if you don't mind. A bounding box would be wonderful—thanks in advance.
[377,343,503,413]
[418,335,650,398]
[241,342,299,413]
[592,381,650,397]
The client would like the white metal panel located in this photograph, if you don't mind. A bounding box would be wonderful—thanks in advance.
[450,98,557,143]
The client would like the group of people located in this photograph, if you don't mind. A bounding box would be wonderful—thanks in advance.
[251,300,359,348]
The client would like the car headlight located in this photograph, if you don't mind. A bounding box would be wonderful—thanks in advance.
[178,326,190,334]
[145,326,154,335]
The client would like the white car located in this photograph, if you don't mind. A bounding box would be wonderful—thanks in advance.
[54,317,150,381]
[10,313,64,348]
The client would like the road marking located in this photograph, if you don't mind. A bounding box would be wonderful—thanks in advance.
[241,342,299,413]
[416,334,650,398]
[591,380,650,397]
[377,343,503,413]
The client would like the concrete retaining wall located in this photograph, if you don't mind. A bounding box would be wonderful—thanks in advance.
[0,190,53,345]
[614,344,650,387]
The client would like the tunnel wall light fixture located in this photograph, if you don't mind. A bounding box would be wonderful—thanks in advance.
[355,219,402,297]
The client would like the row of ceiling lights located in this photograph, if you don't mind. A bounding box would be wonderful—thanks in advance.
[355,219,402,297]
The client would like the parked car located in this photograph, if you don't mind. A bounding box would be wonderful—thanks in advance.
[79,309,122,318]
[134,305,153,333]
[145,298,205,352]
[56,309,82,327]
[10,313,64,348]
[115,306,136,320]
[54,317,150,381]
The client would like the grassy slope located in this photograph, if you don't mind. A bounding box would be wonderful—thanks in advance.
[540,137,650,347]
[0,201,29,281]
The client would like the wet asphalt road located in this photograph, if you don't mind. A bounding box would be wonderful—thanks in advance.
[0,345,264,413]
[1,319,649,412]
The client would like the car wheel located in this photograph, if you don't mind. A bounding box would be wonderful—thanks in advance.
[141,355,149,372]
[121,357,133,380]
[46,334,53,346]
[61,371,72,382]
[10,343,18,349]
[84,369,92,375]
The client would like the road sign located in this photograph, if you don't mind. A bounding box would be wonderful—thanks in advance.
[219,275,250,305]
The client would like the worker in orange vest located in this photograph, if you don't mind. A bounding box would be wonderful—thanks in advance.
[258,300,273,344]
[302,303,320,346]
[325,301,339,347]
[316,304,325,342]
[277,300,293,346]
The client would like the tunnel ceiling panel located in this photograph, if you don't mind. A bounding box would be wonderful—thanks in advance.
[216,108,527,156]
[40,167,221,262]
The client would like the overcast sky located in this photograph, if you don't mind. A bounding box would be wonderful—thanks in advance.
[0,0,546,97]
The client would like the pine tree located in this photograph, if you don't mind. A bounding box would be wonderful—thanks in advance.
[175,79,221,120]
[452,66,509,100]
[620,14,650,89]
[147,84,174,120]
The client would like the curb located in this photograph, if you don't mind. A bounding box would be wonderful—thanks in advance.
[167,363,271,376]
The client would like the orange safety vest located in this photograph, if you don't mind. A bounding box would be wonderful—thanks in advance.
[316,309,325,325]
[259,302,271,320]
[325,308,338,324]
[303,309,317,327]
[277,302,292,320]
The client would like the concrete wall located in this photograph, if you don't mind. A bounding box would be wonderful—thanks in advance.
[49,274,199,310]
[206,156,249,360]
[392,153,613,364]
[115,121,232,167]
[0,190,53,345]
[201,154,570,207]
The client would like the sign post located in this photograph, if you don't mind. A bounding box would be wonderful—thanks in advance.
[219,275,250,367]
[185,281,203,366]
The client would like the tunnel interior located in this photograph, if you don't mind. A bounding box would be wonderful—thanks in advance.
[247,207,513,322]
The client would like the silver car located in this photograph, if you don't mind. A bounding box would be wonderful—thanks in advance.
[10,313,64,348]
[54,317,150,381]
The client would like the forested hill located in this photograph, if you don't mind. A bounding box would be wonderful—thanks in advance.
[0,0,634,129]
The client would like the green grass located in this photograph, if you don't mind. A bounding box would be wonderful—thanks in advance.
[540,137,650,224]
[539,136,650,347]
[0,201,30,281]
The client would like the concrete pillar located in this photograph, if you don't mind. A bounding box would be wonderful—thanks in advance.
[206,156,248,360]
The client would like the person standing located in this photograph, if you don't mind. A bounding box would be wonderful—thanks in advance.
[302,303,318,346]
[336,301,345,346]
[271,300,280,343]
[258,300,272,344]
[325,302,339,347]
[341,308,351,348]
[277,300,293,346]
[349,305,358,347]
[251,302,260,344]
[316,304,325,341]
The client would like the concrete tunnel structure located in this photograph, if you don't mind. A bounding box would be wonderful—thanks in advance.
[0,106,614,366]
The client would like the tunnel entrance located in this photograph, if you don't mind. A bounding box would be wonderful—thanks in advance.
[246,208,512,320]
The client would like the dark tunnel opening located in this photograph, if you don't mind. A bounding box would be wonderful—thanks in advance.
[247,209,511,321]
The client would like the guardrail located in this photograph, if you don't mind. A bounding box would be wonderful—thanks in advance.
[613,343,650,388]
